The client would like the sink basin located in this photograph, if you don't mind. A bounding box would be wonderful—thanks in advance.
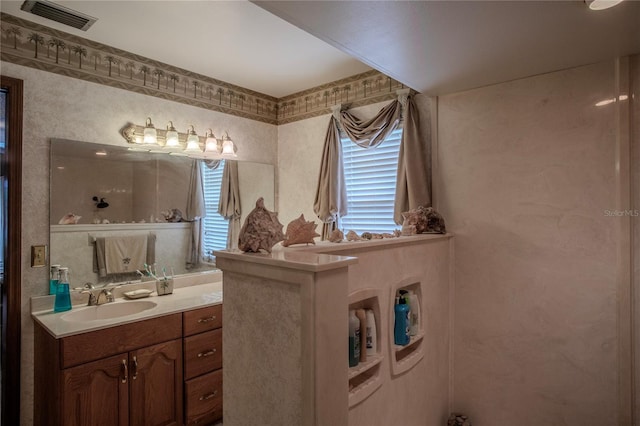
[61,300,157,322]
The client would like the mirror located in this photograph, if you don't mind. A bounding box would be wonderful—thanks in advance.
[50,138,275,287]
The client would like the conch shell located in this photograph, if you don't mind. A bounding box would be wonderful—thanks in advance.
[238,198,284,253]
[346,230,362,241]
[328,229,344,243]
[58,213,81,224]
[282,214,320,247]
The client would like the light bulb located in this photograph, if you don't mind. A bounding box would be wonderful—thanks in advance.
[143,117,157,145]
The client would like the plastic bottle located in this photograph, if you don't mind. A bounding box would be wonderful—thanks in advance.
[349,310,360,367]
[394,296,410,346]
[49,264,60,295]
[54,267,72,312]
[408,291,420,336]
[355,309,367,362]
[399,289,410,312]
[365,309,377,356]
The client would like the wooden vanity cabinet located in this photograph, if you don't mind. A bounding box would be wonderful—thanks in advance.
[182,304,223,425]
[35,313,183,426]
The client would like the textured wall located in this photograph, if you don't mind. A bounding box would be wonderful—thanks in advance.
[438,60,623,425]
[1,60,277,426]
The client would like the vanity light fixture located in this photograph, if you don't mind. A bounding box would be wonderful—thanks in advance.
[142,117,158,145]
[585,0,624,10]
[120,119,239,160]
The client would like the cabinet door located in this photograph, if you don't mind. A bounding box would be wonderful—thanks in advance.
[129,339,183,426]
[62,353,129,426]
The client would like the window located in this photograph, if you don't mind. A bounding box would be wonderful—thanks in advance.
[340,128,402,234]
[202,160,228,260]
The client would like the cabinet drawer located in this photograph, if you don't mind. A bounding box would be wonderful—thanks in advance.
[183,304,223,336]
[60,313,182,368]
[184,329,222,380]
[185,369,223,425]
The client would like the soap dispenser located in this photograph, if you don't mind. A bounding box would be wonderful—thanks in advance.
[49,264,60,295]
[54,267,72,312]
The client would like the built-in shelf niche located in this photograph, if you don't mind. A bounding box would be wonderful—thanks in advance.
[348,288,382,408]
[389,277,425,376]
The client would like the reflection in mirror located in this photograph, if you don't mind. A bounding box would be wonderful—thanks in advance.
[50,138,274,287]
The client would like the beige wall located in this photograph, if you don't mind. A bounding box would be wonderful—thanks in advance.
[1,61,277,426]
[438,59,631,424]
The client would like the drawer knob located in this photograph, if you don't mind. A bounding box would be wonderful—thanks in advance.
[197,349,217,358]
[197,316,216,323]
[199,390,218,401]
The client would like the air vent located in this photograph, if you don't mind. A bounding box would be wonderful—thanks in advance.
[20,0,97,31]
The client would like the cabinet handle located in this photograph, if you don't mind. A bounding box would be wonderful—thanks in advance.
[121,359,128,384]
[199,390,218,401]
[132,356,138,380]
[197,349,217,358]
[197,315,217,323]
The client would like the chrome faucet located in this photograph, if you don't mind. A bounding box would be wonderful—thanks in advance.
[96,288,114,305]
[82,282,116,306]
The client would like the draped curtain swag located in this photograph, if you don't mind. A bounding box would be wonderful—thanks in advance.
[185,159,206,268]
[218,160,241,250]
[313,94,431,236]
[339,100,401,149]
[394,96,431,224]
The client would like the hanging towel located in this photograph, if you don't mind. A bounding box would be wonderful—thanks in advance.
[94,233,156,277]
[104,235,148,274]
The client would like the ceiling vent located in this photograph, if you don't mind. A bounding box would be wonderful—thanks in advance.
[20,0,97,31]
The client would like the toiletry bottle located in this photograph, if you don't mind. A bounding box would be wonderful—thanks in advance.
[54,267,72,312]
[394,295,410,346]
[365,309,377,356]
[355,309,367,362]
[49,264,60,295]
[349,310,360,367]
[408,290,420,336]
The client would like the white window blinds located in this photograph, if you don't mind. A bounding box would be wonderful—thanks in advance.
[341,128,402,234]
[202,160,228,260]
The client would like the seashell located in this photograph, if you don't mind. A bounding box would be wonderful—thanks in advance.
[282,214,320,247]
[371,233,384,239]
[401,206,446,234]
[328,229,344,243]
[59,213,81,224]
[346,230,362,241]
[393,229,402,238]
[361,232,372,240]
[381,232,396,239]
[238,197,284,253]
[161,208,183,223]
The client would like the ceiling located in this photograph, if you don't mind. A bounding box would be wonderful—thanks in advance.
[0,0,371,98]
[256,0,640,95]
[2,1,639,98]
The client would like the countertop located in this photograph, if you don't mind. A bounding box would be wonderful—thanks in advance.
[32,281,223,339]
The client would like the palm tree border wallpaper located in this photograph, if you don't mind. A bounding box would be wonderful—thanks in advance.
[0,13,405,125]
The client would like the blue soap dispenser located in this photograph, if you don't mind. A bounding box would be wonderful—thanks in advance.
[394,295,410,346]
[54,267,72,312]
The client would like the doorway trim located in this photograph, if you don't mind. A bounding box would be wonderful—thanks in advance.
[1,75,23,426]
